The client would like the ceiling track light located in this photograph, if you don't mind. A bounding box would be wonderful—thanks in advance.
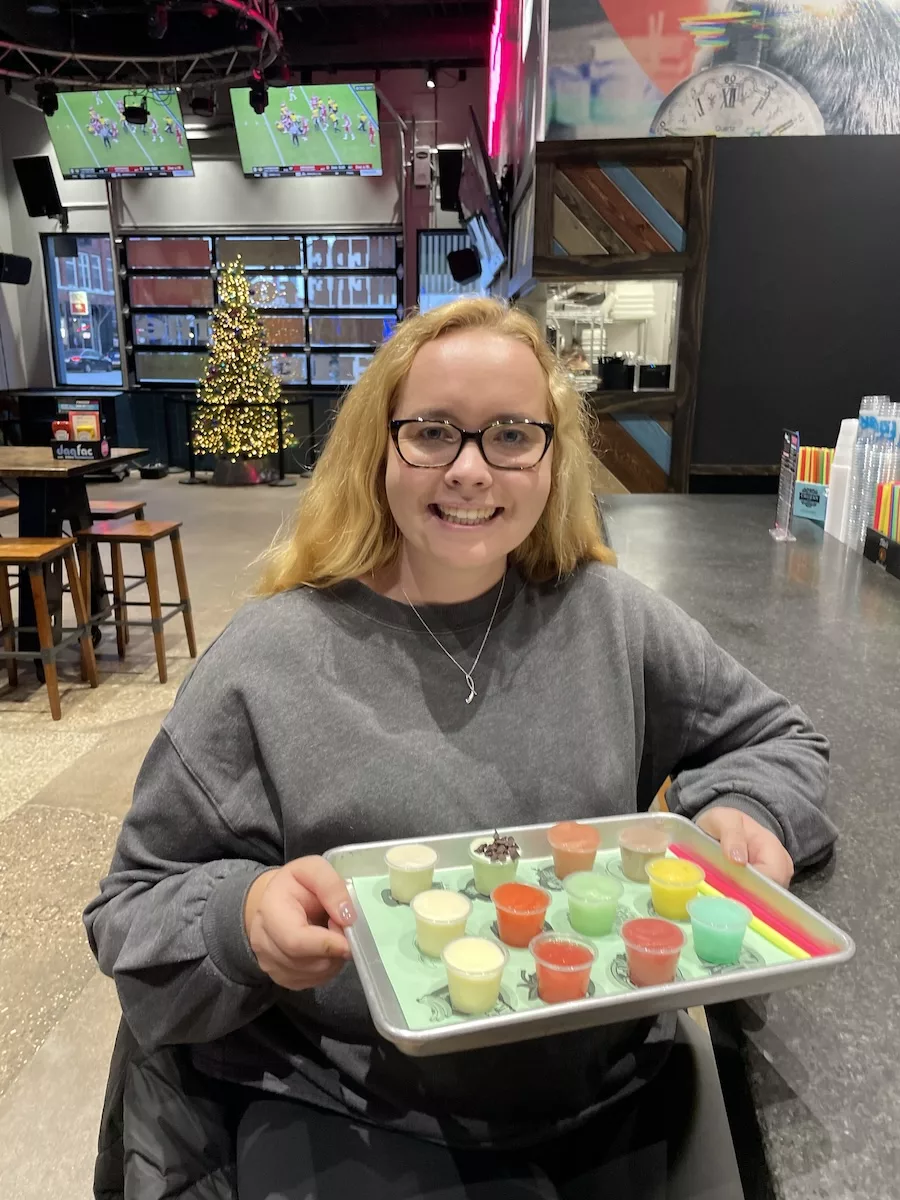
[425,65,436,89]
[248,70,268,115]
[123,94,149,124]
[36,80,58,117]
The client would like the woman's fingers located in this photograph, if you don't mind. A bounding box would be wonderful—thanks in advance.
[264,902,351,963]
[696,807,749,864]
[284,857,357,929]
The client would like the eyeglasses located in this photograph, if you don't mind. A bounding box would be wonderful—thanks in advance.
[390,418,554,470]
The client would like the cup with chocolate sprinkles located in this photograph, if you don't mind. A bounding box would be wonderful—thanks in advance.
[468,830,520,896]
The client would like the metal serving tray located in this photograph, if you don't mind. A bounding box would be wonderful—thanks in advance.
[325,813,854,1057]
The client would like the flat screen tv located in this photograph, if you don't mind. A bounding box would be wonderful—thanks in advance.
[230,83,383,177]
[458,107,506,257]
[46,89,193,179]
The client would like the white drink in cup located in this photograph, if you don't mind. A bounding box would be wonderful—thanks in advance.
[411,889,472,958]
[384,844,438,904]
[441,936,508,1014]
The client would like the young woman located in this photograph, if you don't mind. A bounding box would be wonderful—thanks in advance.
[85,298,836,1199]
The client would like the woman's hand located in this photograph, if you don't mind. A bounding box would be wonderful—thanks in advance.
[244,857,356,990]
[696,807,795,888]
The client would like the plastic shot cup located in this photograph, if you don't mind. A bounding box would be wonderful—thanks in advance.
[618,822,671,883]
[441,936,509,1015]
[621,918,685,987]
[491,881,552,949]
[468,836,519,896]
[645,858,705,921]
[384,844,438,904]
[411,889,472,958]
[529,932,598,1004]
[547,821,601,880]
[564,872,623,937]
[687,895,752,965]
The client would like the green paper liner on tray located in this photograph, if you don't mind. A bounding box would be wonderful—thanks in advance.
[351,849,794,1032]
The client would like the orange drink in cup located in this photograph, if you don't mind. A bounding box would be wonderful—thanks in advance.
[547,821,601,880]
[492,882,551,948]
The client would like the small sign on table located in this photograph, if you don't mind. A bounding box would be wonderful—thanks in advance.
[770,430,800,542]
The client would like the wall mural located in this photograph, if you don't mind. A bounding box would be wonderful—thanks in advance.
[548,1,900,138]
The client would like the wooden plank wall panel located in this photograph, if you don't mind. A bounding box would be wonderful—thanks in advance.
[562,167,673,254]
[591,414,669,494]
[631,165,688,228]
[553,171,629,255]
[552,196,611,256]
[669,138,716,491]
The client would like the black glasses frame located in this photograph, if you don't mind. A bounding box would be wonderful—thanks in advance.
[389,417,555,470]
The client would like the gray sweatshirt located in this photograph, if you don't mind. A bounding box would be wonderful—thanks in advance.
[84,562,836,1149]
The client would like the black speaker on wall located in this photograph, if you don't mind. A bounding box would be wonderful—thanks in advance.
[437,148,463,212]
[0,254,33,285]
[13,155,63,219]
[447,246,481,284]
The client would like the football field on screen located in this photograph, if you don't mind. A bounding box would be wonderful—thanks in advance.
[231,83,382,174]
[46,90,192,174]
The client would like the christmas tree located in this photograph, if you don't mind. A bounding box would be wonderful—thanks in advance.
[192,257,283,461]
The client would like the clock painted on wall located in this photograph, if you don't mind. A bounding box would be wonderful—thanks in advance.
[650,62,825,138]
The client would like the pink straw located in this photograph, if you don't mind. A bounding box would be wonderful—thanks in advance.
[669,843,834,958]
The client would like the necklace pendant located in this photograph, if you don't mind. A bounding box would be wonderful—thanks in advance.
[465,675,477,705]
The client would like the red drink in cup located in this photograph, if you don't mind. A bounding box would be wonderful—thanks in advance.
[547,821,601,879]
[620,918,684,987]
[530,932,597,1004]
[492,882,551,948]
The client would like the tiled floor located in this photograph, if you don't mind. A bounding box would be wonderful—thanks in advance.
[0,472,303,1200]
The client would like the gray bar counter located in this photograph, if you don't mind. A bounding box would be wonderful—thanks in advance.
[601,495,899,1200]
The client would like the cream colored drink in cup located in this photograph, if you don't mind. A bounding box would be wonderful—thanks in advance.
[411,889,471,958]
[384,844,437,903]
[442,936,508,1014]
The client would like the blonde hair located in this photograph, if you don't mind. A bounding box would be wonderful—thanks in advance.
[256,297,614,595]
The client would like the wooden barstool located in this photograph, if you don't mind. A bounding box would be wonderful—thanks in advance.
[0,537,99,720]
[67,500,146,645]
[88,499,146,521]
[76,520,197,684]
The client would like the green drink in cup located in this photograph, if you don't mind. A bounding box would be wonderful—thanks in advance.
[564,872,623,936]
[687,895,752,965]
[468,832,520,896]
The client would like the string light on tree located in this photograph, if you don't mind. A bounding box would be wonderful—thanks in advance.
[192,256,285,464]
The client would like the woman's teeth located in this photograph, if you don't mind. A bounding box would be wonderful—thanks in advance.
[435,505,498,525]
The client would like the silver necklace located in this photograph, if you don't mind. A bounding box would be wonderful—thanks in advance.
[401,571,506,705]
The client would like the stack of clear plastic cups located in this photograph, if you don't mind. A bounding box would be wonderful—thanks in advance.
[845,396,898,550]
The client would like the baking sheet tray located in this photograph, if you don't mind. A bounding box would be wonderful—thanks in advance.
[325,814,854,1057]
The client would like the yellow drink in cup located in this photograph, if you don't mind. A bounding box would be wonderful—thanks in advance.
[645,858,705,920]
[384,844,437,904]
[441,936,508,1014]
[411,889,472,958]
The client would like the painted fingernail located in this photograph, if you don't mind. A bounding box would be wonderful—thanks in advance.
[729,848,747,864]
[339,901,357,925]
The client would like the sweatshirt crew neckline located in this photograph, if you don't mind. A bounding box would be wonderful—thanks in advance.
[327,562,526,633]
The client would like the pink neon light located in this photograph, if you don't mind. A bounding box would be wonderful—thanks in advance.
[487,0,514,158]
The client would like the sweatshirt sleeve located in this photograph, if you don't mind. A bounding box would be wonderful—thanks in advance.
[83,640,283,1051]
[633,583,837,869]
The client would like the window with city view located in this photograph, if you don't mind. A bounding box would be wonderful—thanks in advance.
[43,234,123,387]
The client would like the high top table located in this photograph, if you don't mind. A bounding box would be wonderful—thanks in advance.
[0,446,147,655]
[601,494,899,1200]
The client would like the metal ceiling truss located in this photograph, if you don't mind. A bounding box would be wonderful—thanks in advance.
[0,1,281,89]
